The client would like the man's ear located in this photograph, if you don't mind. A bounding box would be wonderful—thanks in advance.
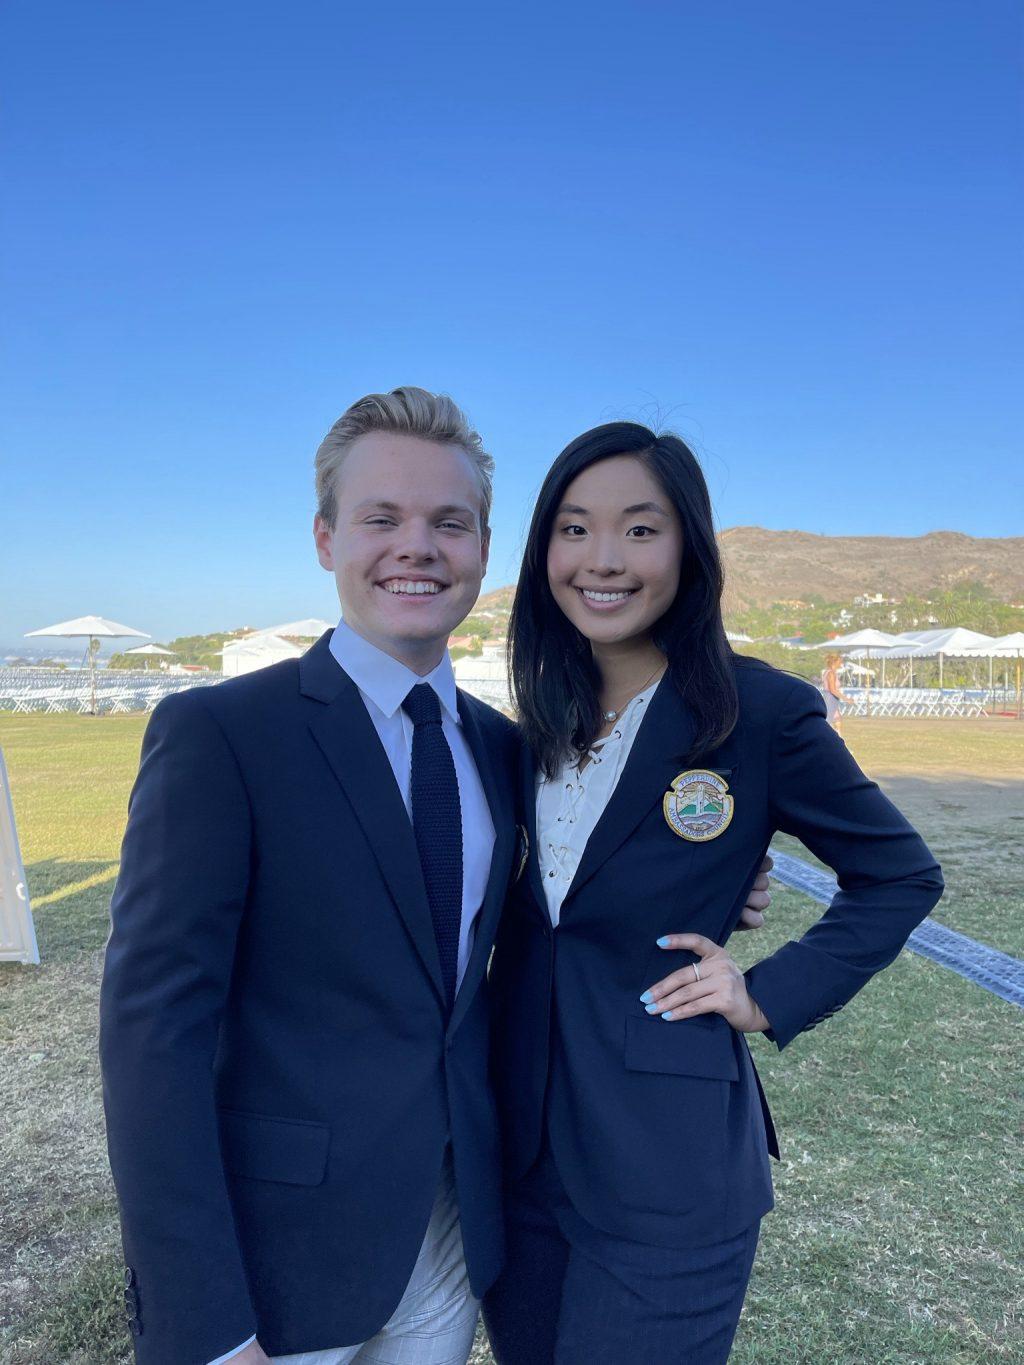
[313,514,334,570]
[480,524,491,576]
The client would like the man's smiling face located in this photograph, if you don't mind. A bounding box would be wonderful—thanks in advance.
[314,431,490,671]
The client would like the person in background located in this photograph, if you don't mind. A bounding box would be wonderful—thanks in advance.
[821,650,853,735]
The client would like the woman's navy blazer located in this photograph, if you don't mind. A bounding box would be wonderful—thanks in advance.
[489,655,944,1248]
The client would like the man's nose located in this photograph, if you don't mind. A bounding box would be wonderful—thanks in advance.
[394,520,439,560]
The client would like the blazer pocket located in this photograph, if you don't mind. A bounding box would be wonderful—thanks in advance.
[624,1014,739,1082]
[218,1108,330,1186]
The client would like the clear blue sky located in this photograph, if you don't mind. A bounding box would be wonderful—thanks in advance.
[2,0,1021,649]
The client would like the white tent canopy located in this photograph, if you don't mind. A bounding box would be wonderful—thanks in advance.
[222,634,305,677]
[956,631,1024,657]
[125,644,176,656]
[802,628,905,650]
[883,627,996,659]
[250,618,334,639]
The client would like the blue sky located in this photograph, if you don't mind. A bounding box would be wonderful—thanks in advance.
[2,0,1021,649]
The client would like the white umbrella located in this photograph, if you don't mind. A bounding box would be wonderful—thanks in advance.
[125,643,177,670]
[25,615,150,713]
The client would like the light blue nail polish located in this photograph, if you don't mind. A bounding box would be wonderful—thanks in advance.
[662,1010,674,1021]
[645,1003,659,1014]
[656,936,671,948]
[640,990,653,1004]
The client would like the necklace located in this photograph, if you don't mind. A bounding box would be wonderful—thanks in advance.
[601,662,666,722]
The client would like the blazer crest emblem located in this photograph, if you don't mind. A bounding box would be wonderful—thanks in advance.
[663,769,735,842]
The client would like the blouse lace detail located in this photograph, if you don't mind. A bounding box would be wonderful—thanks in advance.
[536,678,661,927]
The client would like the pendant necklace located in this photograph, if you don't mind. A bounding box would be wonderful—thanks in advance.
[602,662,666,723]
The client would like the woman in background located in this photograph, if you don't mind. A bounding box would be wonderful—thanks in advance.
[821,650,853,735]
[483,422,943,1364]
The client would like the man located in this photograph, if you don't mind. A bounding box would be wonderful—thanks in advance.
[100,387,772,1364]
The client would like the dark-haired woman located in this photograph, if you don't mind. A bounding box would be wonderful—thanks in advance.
[482,424,944,1364]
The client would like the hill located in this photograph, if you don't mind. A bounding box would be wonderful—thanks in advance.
[719,529,1024,611]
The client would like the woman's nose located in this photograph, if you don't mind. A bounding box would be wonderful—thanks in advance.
[587,536,625,574]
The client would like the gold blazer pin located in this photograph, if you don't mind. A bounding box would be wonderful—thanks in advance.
[663,769,735,842]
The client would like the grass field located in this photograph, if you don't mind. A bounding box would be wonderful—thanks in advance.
[0,714,1022,1364]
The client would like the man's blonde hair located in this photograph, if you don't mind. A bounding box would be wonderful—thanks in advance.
[314,386,494,531]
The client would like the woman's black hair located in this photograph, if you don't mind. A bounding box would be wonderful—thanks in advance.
[509,421,739,777]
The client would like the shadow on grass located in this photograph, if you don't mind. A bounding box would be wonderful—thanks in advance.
[24,860,118,963]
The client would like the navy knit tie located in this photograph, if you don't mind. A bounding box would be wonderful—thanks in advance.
[403,684,463,1012]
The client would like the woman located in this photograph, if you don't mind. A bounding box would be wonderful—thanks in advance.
[483,423,944,1364]
[821,650,853,735]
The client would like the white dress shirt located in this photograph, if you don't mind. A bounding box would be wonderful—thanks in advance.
[206,620,496,1365]
[536,676,662,928]
[328,617,496,990]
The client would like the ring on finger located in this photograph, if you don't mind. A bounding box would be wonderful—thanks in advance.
[692,962,701,983]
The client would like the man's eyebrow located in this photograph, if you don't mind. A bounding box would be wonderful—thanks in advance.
[352,498,478,522]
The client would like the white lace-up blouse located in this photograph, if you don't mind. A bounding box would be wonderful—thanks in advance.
[536,676,664,927]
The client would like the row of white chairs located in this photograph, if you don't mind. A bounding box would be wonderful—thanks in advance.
[0,669,215,715]
[839,687,989,718]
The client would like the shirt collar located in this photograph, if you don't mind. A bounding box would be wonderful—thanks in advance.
[328,617,460,723]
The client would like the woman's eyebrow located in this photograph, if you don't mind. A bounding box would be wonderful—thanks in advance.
[622,501,668,516]
[557,503,589,516]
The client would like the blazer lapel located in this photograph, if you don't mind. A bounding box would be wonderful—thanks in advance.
[520,739,552,924]
[300,635,446,1006]
[448,694,516,1033]
[561,675,697,908]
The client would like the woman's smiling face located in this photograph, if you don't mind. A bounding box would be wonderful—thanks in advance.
[546,454,684,648]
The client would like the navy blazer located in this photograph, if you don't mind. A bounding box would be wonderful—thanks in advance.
[488,656,944,1249]
[99,632,518,1365]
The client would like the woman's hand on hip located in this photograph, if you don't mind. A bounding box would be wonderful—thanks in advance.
[735,854,773,930]
[641,934,772,1033]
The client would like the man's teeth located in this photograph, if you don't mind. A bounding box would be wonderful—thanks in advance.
[580,589,635,602]
[382,580,443,595]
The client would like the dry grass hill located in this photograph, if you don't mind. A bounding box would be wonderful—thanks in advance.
[718,528,1024,611]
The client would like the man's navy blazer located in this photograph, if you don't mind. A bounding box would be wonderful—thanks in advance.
[99,632,518,1365]
[488,656,944,1248]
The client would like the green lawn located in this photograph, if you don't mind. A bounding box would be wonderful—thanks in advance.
[0,714,1021,1364]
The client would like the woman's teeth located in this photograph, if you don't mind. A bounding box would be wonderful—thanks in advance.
[579,588,636,603]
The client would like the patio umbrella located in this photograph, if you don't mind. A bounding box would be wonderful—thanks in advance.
[125,643,177,671]
[25,615,150,713]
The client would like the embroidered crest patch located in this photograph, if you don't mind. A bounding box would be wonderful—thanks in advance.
[663,769,735,842]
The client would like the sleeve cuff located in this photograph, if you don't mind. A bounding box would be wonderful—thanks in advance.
[207,1335,257,1365]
